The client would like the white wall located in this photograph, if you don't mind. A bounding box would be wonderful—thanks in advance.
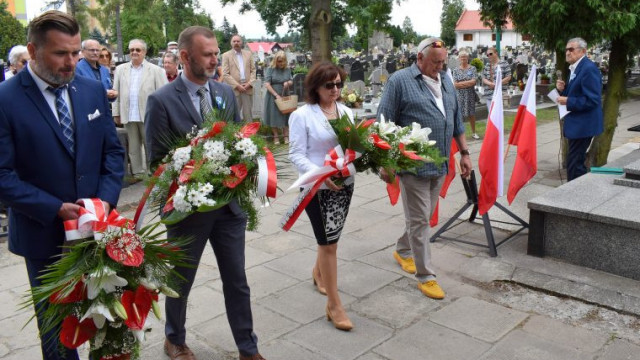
[455,30,524,52]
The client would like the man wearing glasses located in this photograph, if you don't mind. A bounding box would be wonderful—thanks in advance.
[76,39,118,101]
[4,45,30,80]
[556,37,603,181]
[112,39,167,180]
[481,46,511,110]
[377,37,472,300]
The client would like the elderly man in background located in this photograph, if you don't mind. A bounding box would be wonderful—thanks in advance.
[163,51,180,82]
[75,39,117,101]
[222,34,256,122]
[377,37,472,300]
[4,45,30,80]
[112,38,167,179]
[556,37,603,181]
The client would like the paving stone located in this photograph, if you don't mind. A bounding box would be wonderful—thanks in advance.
[139,333,232,360]
[374,320,491,360]
[264,248,321,280]
[522,315,609,353]
[341,208,395,235]
[0,312,40,351]
[259,281,355,324]
[429,297,528,342]
[355,352,390,360]
[244,244,278,269]
[458,256,516,283]
[211,265,299,300]
[350,285,440,328]
[191,262,220,288]
[359,197,405,216]
[357,248,414,278]
[259,339,331,360]
[255,212,290,236]
[338,219,402,261]
[598,339,640,360]
[249,231,314,256]
[286,314,392,360]
[0,264,28,292]
[338,262,402,297]
[184,284,227,327]
[0,343,8,357]
[478,329,591,360]
[2,345,42,360]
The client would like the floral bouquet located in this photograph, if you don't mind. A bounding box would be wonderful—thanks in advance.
[142,116,277,231]
[340,86,364,108]
[27,199,189,360]
[281,114,444,230]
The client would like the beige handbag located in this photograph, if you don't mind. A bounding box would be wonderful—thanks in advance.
[274,88,298,114]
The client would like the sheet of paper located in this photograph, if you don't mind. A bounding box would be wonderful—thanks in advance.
[547,89,571,119]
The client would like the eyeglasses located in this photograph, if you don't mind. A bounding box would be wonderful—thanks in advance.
[99,54,110,59]
[418,40,445,53]
[323,81,344,89]
[84,49,100,53]
[565,47,579,53]
[486,52,494,56]
[129,48,143,53]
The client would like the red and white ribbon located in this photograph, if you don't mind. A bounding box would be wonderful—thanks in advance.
[257,148,277,198]
[281,145,360,231]
[64,198,131,241]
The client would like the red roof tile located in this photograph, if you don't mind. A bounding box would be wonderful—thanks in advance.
[455,10,514,31]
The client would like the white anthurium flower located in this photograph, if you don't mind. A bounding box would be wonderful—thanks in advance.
[138,277,161,291]
[376,114,398,136]
[401,122,434,145]
[80,301,114,328]
[85,267,128,300]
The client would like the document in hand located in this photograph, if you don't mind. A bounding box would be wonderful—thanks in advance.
[547,89,570,119]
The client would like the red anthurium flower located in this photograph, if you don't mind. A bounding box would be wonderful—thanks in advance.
[370,134,392,150]
[239,122,260,138]
[106,232,144,267]
[399,143,425,161]
[190,121,227,146]
[163,180,179,213]
[357,119,376,129]
[156,242,180,259]
[121,285,154,330]
[49,279,86,304]
[223,163,248,188]
[60,315,97,349]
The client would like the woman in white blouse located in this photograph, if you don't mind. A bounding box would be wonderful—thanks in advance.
[288,62,355,331]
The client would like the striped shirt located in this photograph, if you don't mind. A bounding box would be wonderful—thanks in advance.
[128,64,144,122]
[377,64,465,177]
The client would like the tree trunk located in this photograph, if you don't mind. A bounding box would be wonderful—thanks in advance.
[309,0,332,63]
[116,2,123,62]
[588,37,627,167]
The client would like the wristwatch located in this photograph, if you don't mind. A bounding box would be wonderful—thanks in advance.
[460,149,470,156]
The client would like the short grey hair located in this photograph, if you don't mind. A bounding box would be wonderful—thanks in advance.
[567,37,587,50]
[417,37,444,56]
[128,38,147,51]
[163,51,178,64]
[81,39,99,50]
[458,50,469,58]
[8,45,28,65]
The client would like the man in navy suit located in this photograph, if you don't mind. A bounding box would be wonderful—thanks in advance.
[0,11,124,360]
[145,26,265,360]
[556,37,604,181]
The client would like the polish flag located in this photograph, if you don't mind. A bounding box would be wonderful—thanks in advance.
[429,141,459,227]
[507,65,537,204]
[478,66,504,215]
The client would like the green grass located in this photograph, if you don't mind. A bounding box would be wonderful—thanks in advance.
[465,107,560,140]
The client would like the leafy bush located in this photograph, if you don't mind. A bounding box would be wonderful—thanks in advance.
[470,58,484,73]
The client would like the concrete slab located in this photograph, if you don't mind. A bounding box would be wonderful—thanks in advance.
[521,315,608,354]
[211,265,299,300]
[373,320,491,360]
[259,339,331,360]
[264,247,323,281]
[598,339,640,360]
[429,297,528,343]
[337,262,402,297]
[478,329,592,360]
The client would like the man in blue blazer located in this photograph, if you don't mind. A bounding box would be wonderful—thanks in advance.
[75,38,118,102]
[0,11,124,360]
[145,26,265,360]
[556,37,604,181]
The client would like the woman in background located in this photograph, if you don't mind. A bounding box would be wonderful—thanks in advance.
[263,51,293,144]
[453,50,479,139]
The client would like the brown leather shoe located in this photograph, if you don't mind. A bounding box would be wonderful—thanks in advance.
[164,338,196,360]
[239,353,266,360]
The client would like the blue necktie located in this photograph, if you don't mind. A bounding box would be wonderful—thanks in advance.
[48,86,75,154]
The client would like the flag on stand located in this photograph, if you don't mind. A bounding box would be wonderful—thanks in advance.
[507,65,537,204]
[477,66,504,215]
[430,141,459,227]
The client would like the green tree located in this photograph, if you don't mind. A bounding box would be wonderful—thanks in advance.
[89,27,106,44]
[503,0,640,167]
[46,0,91,38]
[0,1,26,63]
[477,0,509,56]
[401,16,417,45]
[163,0,213,43]
[117,0,165,56]
[440,0,464,46]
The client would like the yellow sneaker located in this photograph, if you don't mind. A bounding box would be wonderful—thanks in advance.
[393,251,416,274]
[418,280,445,299]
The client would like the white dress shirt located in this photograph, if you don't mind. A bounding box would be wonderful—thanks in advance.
[27,63,75,126]
[128,63,144,122]
[235,50,246,81]
[569,55,585,82]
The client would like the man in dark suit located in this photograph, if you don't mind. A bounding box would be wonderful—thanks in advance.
[0,11,124,360]
[556,37,603,181]
[145,26,265,360]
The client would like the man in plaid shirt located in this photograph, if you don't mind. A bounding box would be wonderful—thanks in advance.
[377,37,472,300]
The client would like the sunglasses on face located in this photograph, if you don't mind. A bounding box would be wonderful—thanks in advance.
[565,47,579,53]
[85,49,101,53]
[487,52,494,56]
[323,81,344,90]
[129,48,143,53]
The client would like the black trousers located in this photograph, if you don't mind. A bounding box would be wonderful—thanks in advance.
[567,137,592,181]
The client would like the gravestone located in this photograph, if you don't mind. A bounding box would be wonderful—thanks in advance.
[366,55,374,63]
[292,73,306,101]
[372,59,380,68]
[369,68,389,97]
[350,60,365,82]
[296,55,307,64]
[385,59,397,74]
[252,79,263,119]
[345,80,366,96]
[343,62,351,76]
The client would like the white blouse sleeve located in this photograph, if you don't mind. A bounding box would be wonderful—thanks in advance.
[288,108,319,174]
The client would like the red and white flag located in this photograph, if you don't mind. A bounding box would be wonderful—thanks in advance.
[478,66,504,215]
[430,141,459,227]
[507,65,537,204]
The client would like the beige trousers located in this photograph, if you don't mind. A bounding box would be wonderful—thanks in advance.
[124,121,146,176]
[236,92,253,122]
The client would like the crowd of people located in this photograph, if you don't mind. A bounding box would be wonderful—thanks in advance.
[0,9,603,360]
